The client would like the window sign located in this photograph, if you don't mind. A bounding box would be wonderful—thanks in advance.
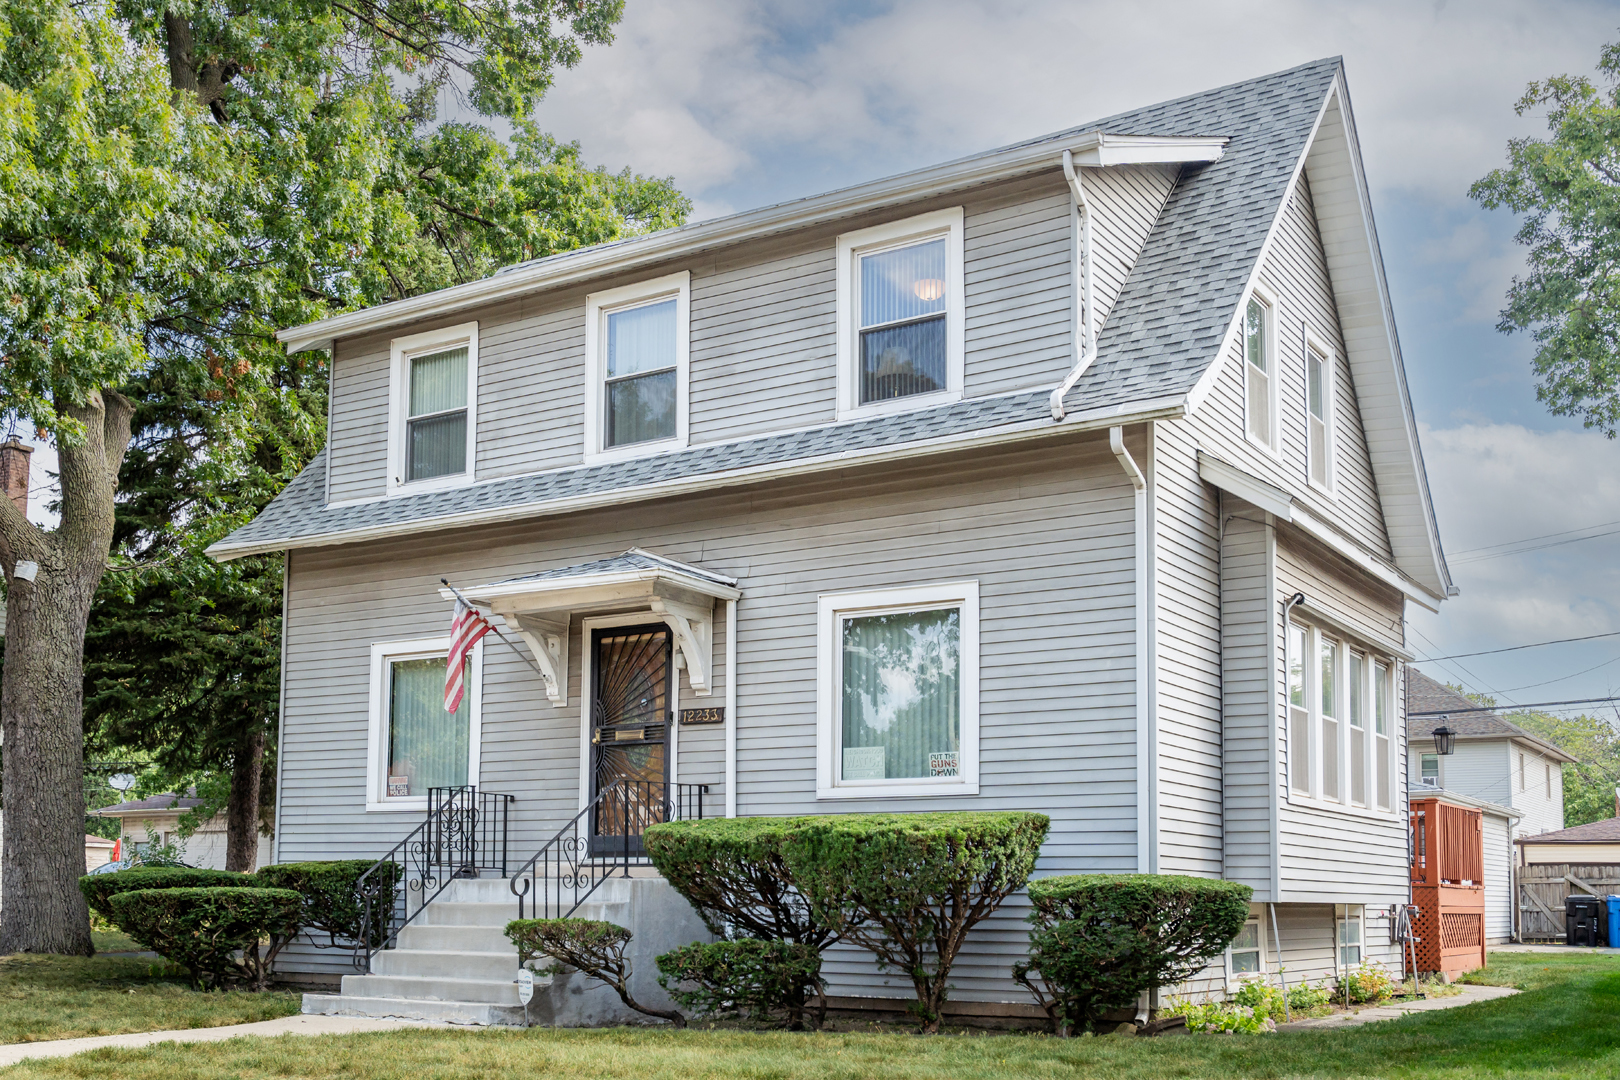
[842,747,887,780]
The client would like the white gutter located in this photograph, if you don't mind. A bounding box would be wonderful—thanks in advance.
[1050,150,1095,422]
[278,133,1227,354]
[725,598,738,819]
[1112,426,1155,874]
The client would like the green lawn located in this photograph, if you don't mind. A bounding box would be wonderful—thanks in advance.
[90,930,143,954]
[0,954,298,1044]
[0,952,1614,1078]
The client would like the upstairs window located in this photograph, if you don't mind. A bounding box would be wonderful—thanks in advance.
[836,208,964,420]
[1320,637,1340,802]
[388,323,478,494]
[1349,651,1366,806]
[1421,752,1439,786]
[585,272,690,462]
[1546,762,1553,799]
[1306,340,1334,488]
[1374,661,1392,808]
[1243,291,1278,451]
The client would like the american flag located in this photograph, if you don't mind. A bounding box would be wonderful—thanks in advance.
[445,599,494,712]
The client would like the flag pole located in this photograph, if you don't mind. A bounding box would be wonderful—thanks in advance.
[441,578,549,680]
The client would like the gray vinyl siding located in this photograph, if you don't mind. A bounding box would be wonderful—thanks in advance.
[1191,174,1392,561]
[1153,419,1223,877]
[1508,740,1566,836]
[1219,510,1277,899]
[319,168,1181,501]
[275,431,1143,1000]
[1177,900,1400,1000]
[1419,741,1509,807]
[1274,534,1409,907]
[1483,811,1513,942]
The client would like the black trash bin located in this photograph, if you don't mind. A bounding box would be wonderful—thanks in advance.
[1568,894,1604,947]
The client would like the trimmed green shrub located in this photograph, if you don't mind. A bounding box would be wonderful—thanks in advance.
[780,811,1049,1032]
[643,817,835,949]
[108,887,304,990]
[1013,873,1252,1034]
[505,918,684,1026]
[79,867,251,923]
[656,939,825,1028]
[256,860,401,948]
[1287,981,1331,1012]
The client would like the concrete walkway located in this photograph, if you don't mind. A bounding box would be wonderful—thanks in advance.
[0,1014,442,1067]
[1277,983,1520,1031]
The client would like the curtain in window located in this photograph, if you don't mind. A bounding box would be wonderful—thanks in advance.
[388,657,469,796]
[840,608,959,781]
[859,239,947,404]
[407,347,468,481]
[606,299,677,445]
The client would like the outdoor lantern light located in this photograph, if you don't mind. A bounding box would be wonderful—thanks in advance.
[1432,724,1457,756]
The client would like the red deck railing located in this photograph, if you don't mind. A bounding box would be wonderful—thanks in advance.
[1408,797,1486,979]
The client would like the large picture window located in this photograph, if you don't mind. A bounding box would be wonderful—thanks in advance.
[585,272,690,462]
[816,581,979,798]
[836,209,964,421]
[388,323,477,495]
[367,638,481,811]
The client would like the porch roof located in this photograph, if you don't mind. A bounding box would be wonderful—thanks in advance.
[447,549,739,604]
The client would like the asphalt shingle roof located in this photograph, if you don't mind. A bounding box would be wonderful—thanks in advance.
[1517,817,1620,845]
[95,792,202,815]
[1406,669,1576,761]
[216,59,1341,557]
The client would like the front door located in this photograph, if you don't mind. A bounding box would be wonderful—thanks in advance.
[590,625,671,855]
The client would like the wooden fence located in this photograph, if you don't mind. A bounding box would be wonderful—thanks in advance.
[1518,864,1620,941]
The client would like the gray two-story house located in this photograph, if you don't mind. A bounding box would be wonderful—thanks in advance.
[214,57,1453,1022]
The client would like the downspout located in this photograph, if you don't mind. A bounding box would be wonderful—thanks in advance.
[1112,427,1152,873]
[1050,150,1095,421]
[724,598,738,818]
[271,551,290,866]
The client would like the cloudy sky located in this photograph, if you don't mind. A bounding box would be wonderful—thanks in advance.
[17,0,1620,712]
[519,0,1620,711]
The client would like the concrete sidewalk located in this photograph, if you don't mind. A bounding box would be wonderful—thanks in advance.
[0,1013,442,1067]
[1277,983,1519,1031]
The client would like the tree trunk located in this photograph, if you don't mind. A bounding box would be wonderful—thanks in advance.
[225,726,264,872]
[0,392,134,955]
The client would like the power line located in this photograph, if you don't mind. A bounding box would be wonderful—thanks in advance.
[1450,517,1620,558]
[1422,628,1620,661]
[1410,695,1620,717]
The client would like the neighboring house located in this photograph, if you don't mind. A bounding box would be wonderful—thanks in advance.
[214,58,1455,1019]
[1406,670,1572,838]
[83,835,116,872]
[1517,818,1620,866]
[94,792,270,871]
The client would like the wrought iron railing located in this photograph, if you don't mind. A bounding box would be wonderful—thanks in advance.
[510,779,708,922]
[352,785,514,971]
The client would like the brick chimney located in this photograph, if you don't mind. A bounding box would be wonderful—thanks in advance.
[0,439,31,518]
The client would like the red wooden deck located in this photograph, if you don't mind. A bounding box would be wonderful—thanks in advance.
[1409,797,1486,980]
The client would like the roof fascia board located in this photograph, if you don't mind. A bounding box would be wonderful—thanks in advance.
[437,566,741,605]
[1197,452,1293,519]
[209,395,1188,561]
[1508,733,1579,765]
[1304,73,1452,597]
[278,133,1229,355]
[1415,788,1521,820]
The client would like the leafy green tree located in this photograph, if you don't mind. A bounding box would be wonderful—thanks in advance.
[1472,41,1620,434]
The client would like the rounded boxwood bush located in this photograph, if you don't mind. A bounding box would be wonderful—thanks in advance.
[643,817,834,949]
[108,886,304,990]
[79,867,251,923]
[656,939,824,1028]
[1013,873,1253,1034]
[256,860,401,948]
[780,810,1049,1032]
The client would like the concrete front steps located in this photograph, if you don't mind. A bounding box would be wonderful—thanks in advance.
[302,877,630,1026]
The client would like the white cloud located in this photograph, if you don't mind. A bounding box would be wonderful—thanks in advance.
[533,0,1614,215]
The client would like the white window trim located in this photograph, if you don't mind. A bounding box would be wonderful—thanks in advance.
[1287,617,1400,819]
[386,322,479,497]
[835,208,966,422]
[366,637,483,813]
[1303,327,1336,496]
[1419,752,1442,789]
[1225,912,1268,987]
[815,580,980,799]
[1242,283,1281,458]
[584,271,691,464]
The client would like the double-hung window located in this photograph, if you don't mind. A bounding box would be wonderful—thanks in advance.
[585,272,690,461]
[1337,905,1363,968]
[367,638,481,811]
[836,209,964,420]
[1306,338,1334,488]
[1290,619,1397,812]
[1420,752,1439,787]
[389,323,478,493]
[816,581,979,798]
[1228,919,1264,981]
[1243,290,1278,451]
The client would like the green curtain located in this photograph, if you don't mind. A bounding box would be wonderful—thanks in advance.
[388,657,469,796]
[840,608,959,781]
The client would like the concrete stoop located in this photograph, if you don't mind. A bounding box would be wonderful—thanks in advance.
[301,875,711,1027]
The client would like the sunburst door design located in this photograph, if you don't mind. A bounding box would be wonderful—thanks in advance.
[590,626,671,853]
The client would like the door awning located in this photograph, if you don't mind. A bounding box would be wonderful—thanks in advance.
[440,549,740,707]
